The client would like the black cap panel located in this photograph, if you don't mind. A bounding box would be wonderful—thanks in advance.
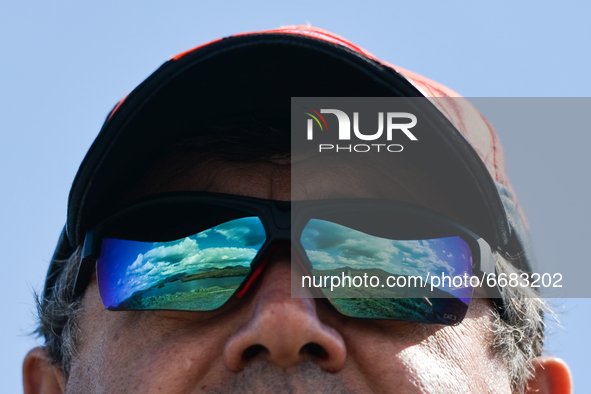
[67,33,427,247]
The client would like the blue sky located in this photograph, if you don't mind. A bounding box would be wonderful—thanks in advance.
[2,1,590,392]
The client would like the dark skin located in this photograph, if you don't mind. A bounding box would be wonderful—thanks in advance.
[23,154,571,393]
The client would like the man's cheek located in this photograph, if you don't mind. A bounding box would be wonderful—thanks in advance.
[70,317,228,393]
[397,342,474,394]
[396,317,510,394]
[69,285,214,391]
[332,322,439,392]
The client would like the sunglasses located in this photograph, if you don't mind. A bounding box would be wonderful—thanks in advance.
[74,192,500,326]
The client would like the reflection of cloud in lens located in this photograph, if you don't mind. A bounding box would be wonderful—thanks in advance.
[122,235,258,298]
[113,217,266,301]
[214,217,266,247]
[306,250,336,268]
[144,237,200,265]
[302,220,464,279]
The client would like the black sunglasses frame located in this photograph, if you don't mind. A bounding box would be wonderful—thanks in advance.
[74,191,503,313]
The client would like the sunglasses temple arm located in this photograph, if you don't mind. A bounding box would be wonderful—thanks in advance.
[71,229,97,301]
[477,238,504,303]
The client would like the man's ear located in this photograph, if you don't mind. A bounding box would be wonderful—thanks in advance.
[525,356,572,394]
[23,347,66,394]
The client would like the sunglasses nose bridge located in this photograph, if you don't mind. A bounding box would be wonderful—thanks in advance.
[269,201,291,230]
[234,206,295,300]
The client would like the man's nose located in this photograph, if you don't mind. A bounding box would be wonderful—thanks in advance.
[223,247,347,372]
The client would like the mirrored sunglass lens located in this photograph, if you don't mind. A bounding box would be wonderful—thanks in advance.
[97,216,266,311]
[301,219,473,324]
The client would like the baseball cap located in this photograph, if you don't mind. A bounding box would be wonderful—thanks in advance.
[44,26,534,299]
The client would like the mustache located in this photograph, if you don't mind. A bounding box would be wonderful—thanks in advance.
[204,360,358,394]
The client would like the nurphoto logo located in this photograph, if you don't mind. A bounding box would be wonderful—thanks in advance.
[304,108,418,153]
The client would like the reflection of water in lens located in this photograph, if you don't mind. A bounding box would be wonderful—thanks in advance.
[142,276,246,297]
[115,274,248,311]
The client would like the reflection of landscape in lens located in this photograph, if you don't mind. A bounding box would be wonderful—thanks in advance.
[301,219,474,302]
[97,217,266,310]
[328,297,468,325]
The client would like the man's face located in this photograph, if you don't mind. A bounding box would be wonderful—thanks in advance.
[63,152,512,393]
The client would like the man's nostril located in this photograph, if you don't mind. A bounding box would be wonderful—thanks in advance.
[242,344,267,362]
[301,343,329,359]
